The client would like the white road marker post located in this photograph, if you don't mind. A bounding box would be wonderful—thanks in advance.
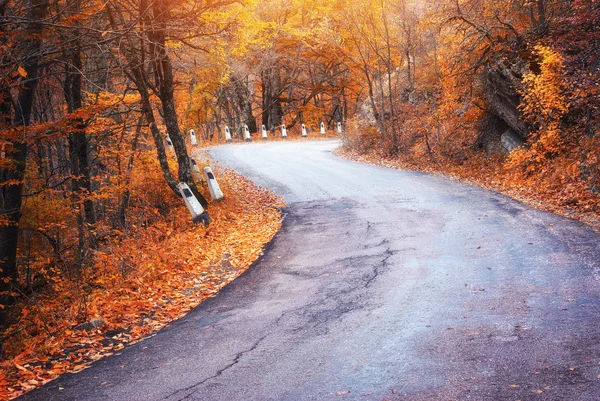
[189,156,203,182]
[203,166,224,201]
[337,121,343,135]
[281,124,287,139]
[225,126,232,142]
[177,182,210,225]
[244,124,252,142]
[261,124,268,140]
[320,122,326,135]
[165,135,174,152]
[190,129,197,146]
[301,123,308,137]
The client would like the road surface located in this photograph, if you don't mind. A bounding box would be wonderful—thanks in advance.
[21,140,600,400]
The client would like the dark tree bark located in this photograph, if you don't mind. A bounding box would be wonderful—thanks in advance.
[261,67,283,130]
[118,117,143,228]
[105,2,188,202]
[0,0,49,305]
[63,1,97,246]
[148,0,208,207]
[232,76,257,133]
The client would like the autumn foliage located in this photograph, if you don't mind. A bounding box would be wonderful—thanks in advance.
[339,0,599,227]
[0,153,283,399]
[1,0,599,398]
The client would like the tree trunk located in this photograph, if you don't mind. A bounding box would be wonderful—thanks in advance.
[118,117,143,228]
[233,76,257,133]
[262,67,283,130]
[149,0,208,208]
[133,64,180,195]
[105,2,182,199]
[63,15,97,247]
[0,0,49,305]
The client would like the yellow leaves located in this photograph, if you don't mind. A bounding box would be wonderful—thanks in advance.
[17,66,27,78]
[506,45,572,181]
[520,45,569,123]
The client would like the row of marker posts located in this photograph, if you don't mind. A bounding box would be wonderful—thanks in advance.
[165,131,223,199]
[171,122,342,222]
[174,122,343,148]
[177,158,224,225]
[169,131,224,202]
[161,133,223,224]
[220,122,343,142]
[187,156,224,202]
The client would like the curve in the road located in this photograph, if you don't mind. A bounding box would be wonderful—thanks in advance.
[20,140,600,401]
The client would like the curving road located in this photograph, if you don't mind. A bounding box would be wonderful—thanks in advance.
[21,140,600,400]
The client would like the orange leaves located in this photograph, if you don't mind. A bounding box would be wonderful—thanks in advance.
[0,162,283,400]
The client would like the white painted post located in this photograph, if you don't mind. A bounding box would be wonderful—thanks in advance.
[190,129,197,146]
[244,125,251,142]
[177,182,210,225]
[301,123,308,137]
[320,122,326,135]
[166,135,174,151]
[337,121,342,134]
[203,166,224,201]
[281,124,287,138]
[225,126,232,142]
[261,124,268,140]
[189,156,203,182]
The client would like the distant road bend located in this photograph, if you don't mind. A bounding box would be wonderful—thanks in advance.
[21,140,600,400]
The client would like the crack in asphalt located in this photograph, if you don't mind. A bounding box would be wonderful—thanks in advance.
[163,334,270,401]
[365,244,394,288]
[269,241,397,338]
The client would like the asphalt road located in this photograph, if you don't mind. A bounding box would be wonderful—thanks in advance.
[21,140,600,400]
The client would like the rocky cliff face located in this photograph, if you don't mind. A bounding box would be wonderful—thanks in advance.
[478,53,530,153]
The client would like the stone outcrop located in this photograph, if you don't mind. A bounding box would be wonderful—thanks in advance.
[478,53,530,153]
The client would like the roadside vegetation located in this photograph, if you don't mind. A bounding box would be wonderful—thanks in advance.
[0,152,283,398]
[338,1,599,228]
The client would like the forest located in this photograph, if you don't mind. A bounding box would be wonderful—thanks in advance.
[0,0,598,398]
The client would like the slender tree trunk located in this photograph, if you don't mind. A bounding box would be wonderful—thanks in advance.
[63,8,97,249]
[105,3,183,199]
[233,76,257,132]
[118,117,143,227]
[537,0,546,27]
[261,67,283,130]
[0,0,49,305]
[149,0,208,207]
[133,65,180,195]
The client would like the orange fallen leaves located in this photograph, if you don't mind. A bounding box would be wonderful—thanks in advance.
[0,166,283,400]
